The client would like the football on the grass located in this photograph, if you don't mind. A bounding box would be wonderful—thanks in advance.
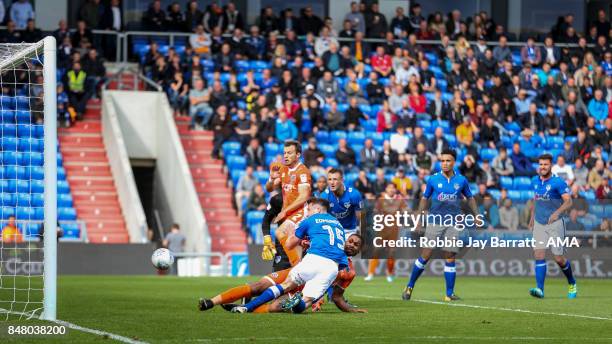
[151,248,174,270]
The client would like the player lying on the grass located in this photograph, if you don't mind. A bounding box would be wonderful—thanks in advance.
[264,140,312,267]
[402,148,480,302]
[230,198,357,313]
[198,233,364,313]
[529,153,577,299]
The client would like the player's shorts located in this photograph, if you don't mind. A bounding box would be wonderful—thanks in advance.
[533,219,566,256]
[283,209,306,228]
[424,225,461,253]
[263,268,291,285]
[288,254,339,300]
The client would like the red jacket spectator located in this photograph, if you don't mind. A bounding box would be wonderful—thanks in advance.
[371,47,392,76]
[376,105,396,132]
[409,93,427,113]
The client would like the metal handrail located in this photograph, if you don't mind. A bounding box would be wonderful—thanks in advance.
[102,64,162,92]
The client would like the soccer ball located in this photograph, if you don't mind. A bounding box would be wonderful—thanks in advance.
[151,248,174,270]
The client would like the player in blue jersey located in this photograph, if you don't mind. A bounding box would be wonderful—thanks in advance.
[529,153,576,299]
[231,198,357,313]
[321,168,363,238]
[402,148,480,302]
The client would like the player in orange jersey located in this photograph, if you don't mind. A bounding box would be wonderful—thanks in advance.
[198,234,365,313]
[262,140,311,266]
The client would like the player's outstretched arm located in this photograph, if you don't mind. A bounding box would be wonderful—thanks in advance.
[285,234,300,250]
[332,286,367,313]
[274,184,311,223]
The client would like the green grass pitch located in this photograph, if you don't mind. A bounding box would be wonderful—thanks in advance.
[2,275,612,343]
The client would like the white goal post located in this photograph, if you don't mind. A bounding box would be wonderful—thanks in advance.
[0,36,56,321]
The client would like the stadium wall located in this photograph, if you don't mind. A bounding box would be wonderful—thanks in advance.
[103,91,209,257]
[247,245,612,279]
[102,91,148,243]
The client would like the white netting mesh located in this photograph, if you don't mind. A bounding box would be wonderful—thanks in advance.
[0,42,46,320]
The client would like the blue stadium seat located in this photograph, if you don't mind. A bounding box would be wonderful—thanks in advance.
[246,211,265,228]
[1,123,17,136]
[508,190,521,201]
[513,177,531,190]
[500,176,513,190]
[222,141,241,156]
[319,144,335,158]
[31,166,44,180]
[250,61,269,71]
[324,158,339,168]
[0,95,16,109]
[345,172,358,186]
[591,205,606,218]
[358,104,371,114]
[16,206,36,220]
[226,155,247,170]
[22,223,40,237]
[581,190,596,201]
[0,194,15,207]
[21,152,44,166]
[57,180,69,194]
[61,222,80,238]
[347,131,365,145]
[480,148,497,162]
[32,193,44,207]
[444,134,457,148]
[18,138,43,152]
[2,151,18,164]
[31,180,44,193]
[16,193,32,207]
[58,207,77,221]
[201,59,215,71]
[545,136,564,149]
[1,206,15,219]
[57,194,73,208]
[0,109,15,123]
[504,122,522,133]
[253,171,270,185]
[264,143,280,156]
[230,169,245,186]
[432,120,450,133]
[15,110,31,123]
[330,130,347,142]
[315,130,330,144]
[489,189,501,200]
[16,180,30,193]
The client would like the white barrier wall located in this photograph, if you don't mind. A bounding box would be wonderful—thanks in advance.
[103,90,208,254]
[101,93,147,243]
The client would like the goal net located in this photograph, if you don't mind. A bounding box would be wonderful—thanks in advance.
[0,37,57,321]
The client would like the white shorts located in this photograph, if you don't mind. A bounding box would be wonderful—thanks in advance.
[533,219,566,256]
[288,254,339,300]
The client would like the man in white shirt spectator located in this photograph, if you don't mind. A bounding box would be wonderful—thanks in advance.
[10,0,34,30]
[314,26,339,56]
[395,59,419,86]
[552,155,574,184]
[390,125,409,163]
[190,24,211,57]
[499,199,519,231]
[235,166,258,217]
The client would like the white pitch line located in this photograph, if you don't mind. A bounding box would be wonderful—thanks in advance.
[188,335,612,342]
[50,319,149,344]
[353,294,612,321]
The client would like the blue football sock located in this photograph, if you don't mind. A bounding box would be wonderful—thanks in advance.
[535,259,547,291]
[444,261,456,297]
[559,260,576,285]
[244,284,284,312]
[326,286,334,301]
[407,257,428,288]
[292,299,306,313]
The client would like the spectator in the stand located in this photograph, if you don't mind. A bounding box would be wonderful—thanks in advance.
[325,101,344,131]
[203,3,224,33]
[189,78,213,129]
[407,126,426,154]
[224,2,244,33]
[573,157,589,189]
[234,109,254,148]
[371,45,393,77]
[456,116,478,148]
[312,176,327,197]
[498,199,518,230]
[413,142,436,174]
[21,19,42,43]
[143,0,165,31]
[376,100,396,132]
[542,105,561,136]
[371,168,387,196]
[211,105,234,159]
[10,0,34,30]
[257,6,278,35]
[344,1,365,34]
[165,2,185,32]
[492,35,512,64]
[235,166,258,217]
[378,140,399,172]
[541,36,561,67]
[0,20,21,43]
[552,155,575,184]
[588,159,611,190]
[480,195,500,229]
[244,138,264,170]
[350,31,371,64]
[390,6,409,37]
[336,138,357,173]
[511,142,536,176]
[460,154,484,183]
[361,139,378,173]
[79,0,103,30]
[594,9,611,38]
[167,72,189,116]
[520,37,541,66]
[391,167,412,196]
[189,24,212,57]
[1,216,23,243]
[596,178,611,201]
[588,89,609,123]
[427,127,449,157]
[65,62,88,119]
[390,125,409,162]
[184,1,203,32]
[492,147,514,176]
[573,130,593,160]
[72,20,93,51]
[247,184,267,213]
[245,26,266,60]
[365,3,387,39]
[519,103,545,135]
[275,110,298,142]
[214,43,235,73]
[314,27,339,57]
[82,48,106,99]
[303,137,325,174]
[355,170,374,198]
[278,8,297,33]
[480,117,500,148]
[298,6,323,36]
[346,97,368,130]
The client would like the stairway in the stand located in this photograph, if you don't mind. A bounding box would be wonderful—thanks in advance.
[175,116,247,253]
[58,99,128,243]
